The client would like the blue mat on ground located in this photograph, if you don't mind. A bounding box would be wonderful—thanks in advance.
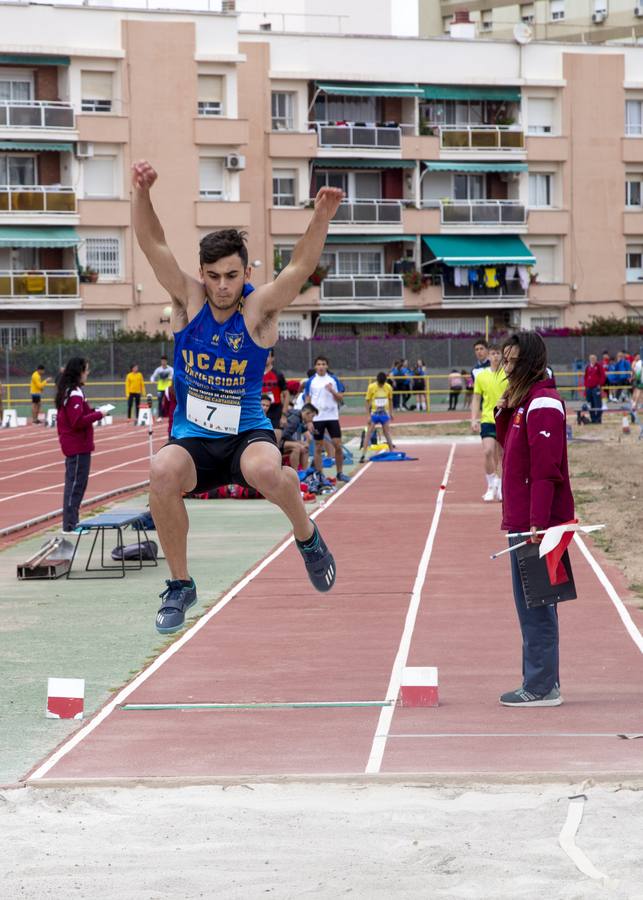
[369,451,418,462]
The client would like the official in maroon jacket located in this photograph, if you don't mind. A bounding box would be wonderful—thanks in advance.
[495,332,575,708]
[55,357,104,533]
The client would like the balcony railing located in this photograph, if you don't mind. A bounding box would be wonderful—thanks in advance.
[0,270,79,298]
[441,278,527,300]
[321,274,404,302]
[0,186,77,214]
[332,198,403,225]
[0,100,75,130]
[311,121,406,149]
[438,125,524,150]
[434,199,527,225]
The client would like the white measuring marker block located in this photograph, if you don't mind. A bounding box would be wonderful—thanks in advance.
[136,408,152,427]
[46,408,57,427]
[97,415,113,426]
[399,666,439,708]
[2,408,17,428]
[46,677,85,719]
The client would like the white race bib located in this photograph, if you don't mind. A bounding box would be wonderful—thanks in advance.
[375,397,387,408]
[186,392,241,435]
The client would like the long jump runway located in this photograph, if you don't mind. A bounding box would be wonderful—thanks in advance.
[27,443,643,784]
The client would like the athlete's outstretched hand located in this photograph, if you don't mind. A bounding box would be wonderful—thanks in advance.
[313,186,345,222]
[132,160,158,192]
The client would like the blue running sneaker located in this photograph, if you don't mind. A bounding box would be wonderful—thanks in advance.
[156,578,197,634]
[336,472,351,483]
[296,522,336,592]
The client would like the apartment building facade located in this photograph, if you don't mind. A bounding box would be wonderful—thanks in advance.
[426,1,643,43]
[2,2,643,345]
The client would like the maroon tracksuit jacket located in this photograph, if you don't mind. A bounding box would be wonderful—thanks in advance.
[495,377,575,532]
[56,388,103,456]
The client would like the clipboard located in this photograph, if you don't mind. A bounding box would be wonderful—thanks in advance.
[515,542,577,608]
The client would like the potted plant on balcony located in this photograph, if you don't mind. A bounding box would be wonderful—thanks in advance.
[419,119,435,136]
[79,266,99,284]
[402,268,429,293]
[300,264,328,294]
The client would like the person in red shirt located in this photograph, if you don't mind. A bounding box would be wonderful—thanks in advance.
[495,332,575,708]
[583,353,606,424]
[262,349,290,441]
[55,357,104,534]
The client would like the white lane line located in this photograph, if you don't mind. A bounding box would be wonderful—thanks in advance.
[386,732,627,738]
[559,796,609,882]
[0,426,158,465]
[28,462,373,780]
[365,444,456,775]
[573,533,643,655]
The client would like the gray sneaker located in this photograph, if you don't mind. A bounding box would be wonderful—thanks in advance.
[499,686,562,707]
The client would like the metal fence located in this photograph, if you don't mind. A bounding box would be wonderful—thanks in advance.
[3,334,643,384]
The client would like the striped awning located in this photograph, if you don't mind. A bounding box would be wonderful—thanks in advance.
[0,227,80,248]
[316,82,423,98]
[423,235,535,267]
[312,158,416,170]
[423,161,527,174]
[0,141,74,152]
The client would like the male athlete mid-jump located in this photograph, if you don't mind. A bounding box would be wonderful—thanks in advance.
[132,160,343,633]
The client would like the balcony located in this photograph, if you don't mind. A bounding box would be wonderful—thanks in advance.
[331,199,403,226]
[440,277,528,307]
[0,100,75,131]
[435,199,526,226]
[0,269,80,308]
[310,121,407,150]
[0,186,76,216]
[320,274,404,305]
[439,125,524,151]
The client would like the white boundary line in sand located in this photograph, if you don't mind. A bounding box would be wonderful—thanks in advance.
[28,462,373,781]
[364,443,456,775]
[559,795,609,882]
[573,533,643,655]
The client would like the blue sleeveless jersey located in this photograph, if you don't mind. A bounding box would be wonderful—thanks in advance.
[171,286,272,439]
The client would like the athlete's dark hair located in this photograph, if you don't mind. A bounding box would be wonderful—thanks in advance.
[376,371,387,386]
[260,393,272,402]
[473,339,488,349]
[314,355,329,365]
[55,357,88,410]
[199,229,248,268]
[501,332,548,408]
[488,343,500,352]
[36,363,45,370]
[301,403,318,415]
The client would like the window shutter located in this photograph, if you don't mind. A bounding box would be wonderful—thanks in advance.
[198,75,223,102]
[81,71,113,100]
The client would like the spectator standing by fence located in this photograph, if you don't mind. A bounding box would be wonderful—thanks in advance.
[150,355,173,419]
[412,359,427,411]
[448,369,464,410]
[55,357,104,534]
[125,363,145,421]
[30,364,48,424]
[360,371,395,463]
[584,353,605,424]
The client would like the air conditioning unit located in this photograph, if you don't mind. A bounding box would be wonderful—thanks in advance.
[76,141,94,159]
[224,153,245,170]
[636,6,643,17]
[592,11,606,23]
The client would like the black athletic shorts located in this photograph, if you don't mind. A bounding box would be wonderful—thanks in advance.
[312,419,342,441]
[167,429,277,493]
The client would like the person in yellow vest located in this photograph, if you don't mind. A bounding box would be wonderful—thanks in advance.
[471,344,507,502]
[30,364,48,424]
[359,371,395,463]
[125,363,145,421]
[149,355,174,419]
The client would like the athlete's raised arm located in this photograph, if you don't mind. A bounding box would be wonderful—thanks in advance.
[131,161,201,329]
[248,187,344,324]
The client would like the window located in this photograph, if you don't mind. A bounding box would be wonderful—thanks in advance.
[273,244,293,273]
[0,77,31,102]
[86,319,118,339]
[313,93,376,124]
[0,323,40,349]
[626,245,643,281]
[527,98,554,134]
[85,237,120,278]
[320,249,383,275]
[0,155,36,185]
[531,316,560,329]
[272,169,296,206]
[521,3,535,24]
[550,0,565,21]
[83,156,116,198]
[271,92,295,131]
[314,170,348,193]
[197,75,224,117]
[481,9,493,31]
[529,173,553,207]
[277,317,302,339]
[454,174,484,201]
[531,245,556,282]
[626,178,642,207]
[81,71,113,114]
[626,100,643,136]
[199,157,225,199]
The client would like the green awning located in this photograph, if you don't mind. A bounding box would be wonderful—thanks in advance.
[423,161,527,173]
[0,227,80,249]
[0,54,70,66]
[0,141,74,152]
[313,158,416,170]
[422,86,521,102]
[319,312,425,323]
[325,234,415,244]
[316,81,423,98]
[422,235,535,266]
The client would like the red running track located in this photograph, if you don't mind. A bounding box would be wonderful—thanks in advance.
[27,443,643,784]
[0,419,168,542]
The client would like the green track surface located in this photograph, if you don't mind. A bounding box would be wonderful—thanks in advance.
[0,494,303,785]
